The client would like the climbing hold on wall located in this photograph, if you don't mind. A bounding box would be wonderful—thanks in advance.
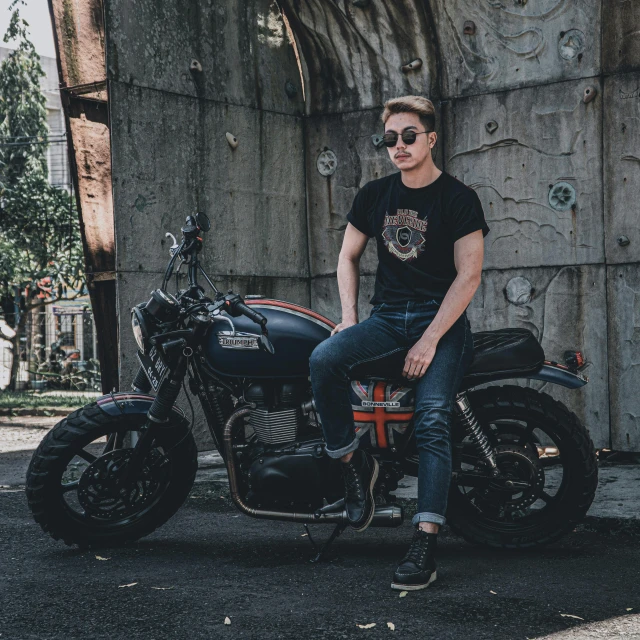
[371,134,385,150]
[505,277,534,306]
[514,0,528,6]
[285,80,298,98]
[317,150,337,177]
[617,235,630,247]
[558,30,585,61]
[351,0,370,7]
[548,182,576,211]
[190,59,203,73]
[226,132,239,149]
[485,120,498,134]
[583,85,597,104]
[401,59,423,73]
[463,21,476,35]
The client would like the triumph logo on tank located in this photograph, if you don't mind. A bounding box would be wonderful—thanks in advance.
[217,333,259,349]
[382,208,427,262]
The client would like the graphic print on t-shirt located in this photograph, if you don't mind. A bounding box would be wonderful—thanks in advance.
[382,208,427,262]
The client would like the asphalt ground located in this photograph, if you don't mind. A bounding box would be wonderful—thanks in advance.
[1,480,640,640]
[2,417,640,639]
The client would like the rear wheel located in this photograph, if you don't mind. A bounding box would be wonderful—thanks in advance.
[26,402,197,548]
[446,385,597,548]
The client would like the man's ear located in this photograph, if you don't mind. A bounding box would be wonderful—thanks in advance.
[429,132,437,149]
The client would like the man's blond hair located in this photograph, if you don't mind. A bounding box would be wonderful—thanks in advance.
[381,96,436,132]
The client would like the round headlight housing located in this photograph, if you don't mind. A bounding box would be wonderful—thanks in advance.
[131,307,148,353]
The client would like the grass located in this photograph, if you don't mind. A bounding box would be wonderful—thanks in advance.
[0,390,100,411]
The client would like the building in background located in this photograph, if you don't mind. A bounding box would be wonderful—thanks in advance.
[0,47,99,391]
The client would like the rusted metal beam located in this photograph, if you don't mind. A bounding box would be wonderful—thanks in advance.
[47,0,118,393]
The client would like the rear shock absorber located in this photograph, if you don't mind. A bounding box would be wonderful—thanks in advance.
[455,392,499,475]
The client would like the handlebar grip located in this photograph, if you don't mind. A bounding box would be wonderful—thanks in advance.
[237,302,267,328]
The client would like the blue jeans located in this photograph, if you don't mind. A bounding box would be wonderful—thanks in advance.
[309,300,474,527]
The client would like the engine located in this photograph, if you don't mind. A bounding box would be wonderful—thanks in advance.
[244,380,310,445]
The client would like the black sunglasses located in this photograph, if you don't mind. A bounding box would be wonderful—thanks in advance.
[382,130,431,148]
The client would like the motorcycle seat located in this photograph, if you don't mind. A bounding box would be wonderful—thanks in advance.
[348,328,544,383]
[466,328,544,377]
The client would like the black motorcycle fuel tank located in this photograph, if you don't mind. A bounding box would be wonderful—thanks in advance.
[203,299,334,378]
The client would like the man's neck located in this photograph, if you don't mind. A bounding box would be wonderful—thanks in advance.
[400,163,443,189]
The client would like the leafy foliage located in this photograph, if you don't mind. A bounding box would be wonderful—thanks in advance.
[0,6,85,313]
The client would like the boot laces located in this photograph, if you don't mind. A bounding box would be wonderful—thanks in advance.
[343,463,363,500]
[403,531,431,566]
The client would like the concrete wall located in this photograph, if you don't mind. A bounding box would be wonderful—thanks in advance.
[106,0,640,451]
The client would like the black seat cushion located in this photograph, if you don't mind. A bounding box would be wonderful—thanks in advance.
[467,328,544,377]
[348,328,544,382]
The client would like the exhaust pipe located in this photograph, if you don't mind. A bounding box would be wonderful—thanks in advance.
[223,406,403,527]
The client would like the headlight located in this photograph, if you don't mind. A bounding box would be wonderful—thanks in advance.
[131,307,148,353]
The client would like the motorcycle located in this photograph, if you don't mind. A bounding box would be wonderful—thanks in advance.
[26,212,598,555]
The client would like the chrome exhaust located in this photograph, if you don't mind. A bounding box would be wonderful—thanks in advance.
[223,406,403,527]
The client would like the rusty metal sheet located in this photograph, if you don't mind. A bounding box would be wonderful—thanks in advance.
[444,78,604,271]
[67,115,114,273]
[49,0,106,90]
[430,0,601,98]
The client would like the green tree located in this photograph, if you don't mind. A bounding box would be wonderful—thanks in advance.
[0,5,85,390]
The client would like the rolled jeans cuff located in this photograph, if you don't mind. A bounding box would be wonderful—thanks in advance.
[412,511,446,527]
[324,437,360,459]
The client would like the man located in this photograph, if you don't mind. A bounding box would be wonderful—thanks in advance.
[309,95,489,590]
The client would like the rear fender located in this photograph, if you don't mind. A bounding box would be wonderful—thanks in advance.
[462,361,588,391]
[95,392,187,423]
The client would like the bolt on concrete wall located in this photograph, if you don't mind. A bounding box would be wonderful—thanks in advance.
[106,0,640,450]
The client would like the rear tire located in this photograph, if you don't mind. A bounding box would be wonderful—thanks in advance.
[446,385,597,549]
[26,402,198,548]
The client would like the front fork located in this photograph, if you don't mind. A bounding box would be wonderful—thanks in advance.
[123,353,189,485]
[454,391,499,475]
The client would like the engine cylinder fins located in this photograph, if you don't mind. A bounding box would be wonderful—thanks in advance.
[455,392,499,474]
[248,407,301,444]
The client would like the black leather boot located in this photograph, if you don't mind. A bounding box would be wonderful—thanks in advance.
[391,528,438,590]
[340,449,379,532]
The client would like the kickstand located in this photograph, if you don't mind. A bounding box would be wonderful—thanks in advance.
[304,522,347,563]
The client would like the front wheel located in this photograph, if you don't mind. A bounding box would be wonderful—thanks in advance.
[445,385,598,549]
[26,402,197,548]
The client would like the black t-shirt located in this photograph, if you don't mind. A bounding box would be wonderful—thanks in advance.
[346,170,490,305]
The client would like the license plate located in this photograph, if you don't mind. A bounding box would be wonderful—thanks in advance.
[137,345,169,392]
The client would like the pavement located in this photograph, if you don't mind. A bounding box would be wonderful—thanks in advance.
[1,417,640,639]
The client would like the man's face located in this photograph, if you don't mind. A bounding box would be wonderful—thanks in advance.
[384,112,435,171]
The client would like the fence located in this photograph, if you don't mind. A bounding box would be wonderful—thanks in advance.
[0,305,101,392]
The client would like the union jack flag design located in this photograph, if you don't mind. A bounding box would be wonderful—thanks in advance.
[349,380,415,449]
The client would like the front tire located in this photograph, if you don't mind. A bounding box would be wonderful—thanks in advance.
[446,385,598,549]
[26,402,198,548]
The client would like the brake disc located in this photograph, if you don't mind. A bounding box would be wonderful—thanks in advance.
[476,444,545,512]
[78,448,169,520]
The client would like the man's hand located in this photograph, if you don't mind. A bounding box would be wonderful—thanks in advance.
[331,320,357,336]
[403,335,438,379]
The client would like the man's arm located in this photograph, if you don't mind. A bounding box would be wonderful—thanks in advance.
[402,229,484,379]
[331,223,369,336]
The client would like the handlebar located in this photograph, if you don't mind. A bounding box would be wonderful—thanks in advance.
[224,294,267,330]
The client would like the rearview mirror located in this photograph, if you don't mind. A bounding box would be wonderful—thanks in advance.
[195,212,211,232]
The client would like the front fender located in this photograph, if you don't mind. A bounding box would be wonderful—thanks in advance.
[95,392,187,422]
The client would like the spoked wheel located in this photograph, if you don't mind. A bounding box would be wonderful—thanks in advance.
[26,403,197,548]
[445,385,598,549]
